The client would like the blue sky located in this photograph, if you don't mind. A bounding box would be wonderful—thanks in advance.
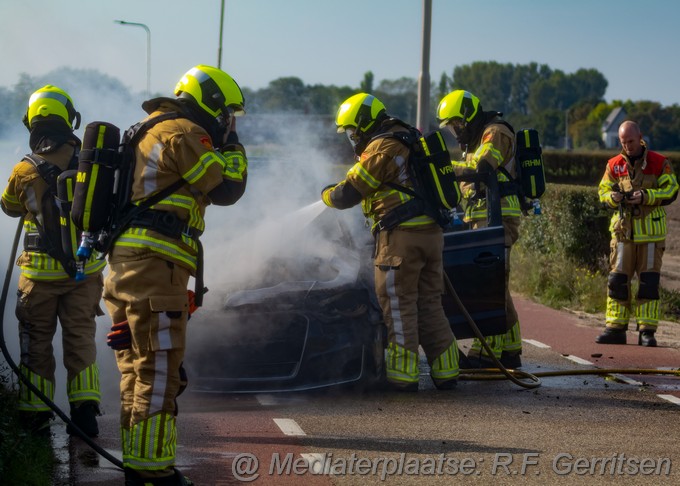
[1,0,679,105]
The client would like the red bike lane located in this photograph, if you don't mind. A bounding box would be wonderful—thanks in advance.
[515,296,680,400]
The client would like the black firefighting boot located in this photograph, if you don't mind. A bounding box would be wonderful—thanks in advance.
[380,380,419,392]
[434,378,458,390]
[464,352,497,369]
[124,468,194,486]
[595,327,627,345]
[19,410,54,438]
[499,351,522,369]
[638,330,657,347]
[457,349,472,369]
[66,400,100,438]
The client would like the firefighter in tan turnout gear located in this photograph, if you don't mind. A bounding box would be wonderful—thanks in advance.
[596,120,678,346]
[102,65,247,485]
[437,90,523,369]
[321,93,459,392]
[1,85,105,437]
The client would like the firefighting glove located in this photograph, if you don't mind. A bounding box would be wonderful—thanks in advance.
[321,184,337,207]
[224,130,239,146]
[321,183,337,194]
[476,159,494,174]
[107,320,131,350]
[187,287,208,320]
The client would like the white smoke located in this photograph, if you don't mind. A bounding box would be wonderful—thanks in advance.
[200,115,368,307]
[0,82,146,413]
[1,80,372,406]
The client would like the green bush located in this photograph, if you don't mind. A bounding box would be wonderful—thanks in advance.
[513,183,679,321]
[520,184,610,270]
[544,150,680,186]
[0,370,55,486]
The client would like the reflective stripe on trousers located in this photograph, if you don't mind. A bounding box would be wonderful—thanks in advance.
[606,240,662,330]
[471,321,522,358]
[18,364,55,412]
[430,341,460,381]
[386,342,419,384]
[123,412,177,471]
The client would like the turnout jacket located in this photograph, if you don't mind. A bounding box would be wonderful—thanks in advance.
[109,100,247,273]
[322,124,437,232]
[1,143,105,280]
[598,145,678,243]
[456,122,522,222]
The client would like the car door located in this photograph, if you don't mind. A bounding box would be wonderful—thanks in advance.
[441,171,508,339]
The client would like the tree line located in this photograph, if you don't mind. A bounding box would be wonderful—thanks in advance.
[2,62,680,150]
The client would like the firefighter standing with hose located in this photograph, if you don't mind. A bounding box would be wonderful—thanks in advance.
[101,65,248,486]
[436,90,524,369]
[1,85,106,438]
[321,93,460,392]
[596,120,678,346]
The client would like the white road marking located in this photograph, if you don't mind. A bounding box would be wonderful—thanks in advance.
[564,355,594,365]
[657,394,680,406]
[273,418,306,436]
[610,374,643,386]
[523,339,551,349]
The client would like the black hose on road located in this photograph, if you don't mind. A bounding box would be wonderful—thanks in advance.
[0,217,124,470]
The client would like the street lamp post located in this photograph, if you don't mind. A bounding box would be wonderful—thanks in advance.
[416,0,432,133]
[217,0,225,68]
[114,20,151,96]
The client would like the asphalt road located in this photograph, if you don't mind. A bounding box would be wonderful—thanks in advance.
[53,296,679,486]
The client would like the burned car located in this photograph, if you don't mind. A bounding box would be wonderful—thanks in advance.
[186,174,507,393]
[186,204,385,392]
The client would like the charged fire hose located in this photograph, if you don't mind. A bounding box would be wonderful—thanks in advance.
[0,217,124,470]
[442,270,542,389]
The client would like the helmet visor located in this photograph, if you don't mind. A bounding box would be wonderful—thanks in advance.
[446,118,466,138]
[345,127,359,148]
[217,106,236,136]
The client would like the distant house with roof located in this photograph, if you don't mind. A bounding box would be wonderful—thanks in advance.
[601,107,628,148]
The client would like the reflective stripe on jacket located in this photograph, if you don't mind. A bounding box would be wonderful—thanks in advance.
[598,147,679,242]
[2,146,105,280]
[458,122,522,221]
[109,102,247,273]
[326,126,437,232]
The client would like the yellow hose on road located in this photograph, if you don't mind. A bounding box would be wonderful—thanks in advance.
[443,271,680,388]
[460,367,680,381]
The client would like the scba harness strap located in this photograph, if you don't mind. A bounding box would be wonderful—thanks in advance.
[371,125,457,231]
[374,198,427,234]
[128,209,203,241]
[21,154,78,277]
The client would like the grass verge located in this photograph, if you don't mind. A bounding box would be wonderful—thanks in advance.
[0,366,55,486]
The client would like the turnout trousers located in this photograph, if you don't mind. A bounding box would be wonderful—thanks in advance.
[605,239,664,331]
[103,255,190,478]
[15,273,103,411]
[374,226,459,388]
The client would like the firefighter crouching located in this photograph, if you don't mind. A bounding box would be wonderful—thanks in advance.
[321,93,459,392]
[436,89,523,369]
[102,65,247,485]
[1,85,105,437]
[596,120,678,346]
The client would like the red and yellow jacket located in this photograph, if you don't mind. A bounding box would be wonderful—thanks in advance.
[598,145,678,243]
